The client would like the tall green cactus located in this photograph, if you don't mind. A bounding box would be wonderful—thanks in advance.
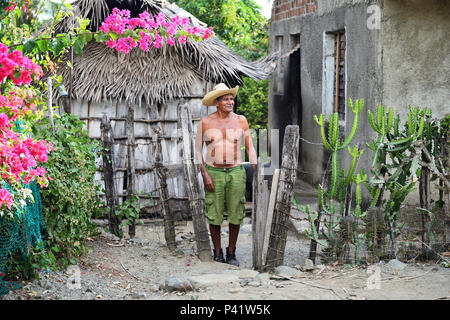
[314,98,364,200]
[303,98,373,262]
[367,105,429,259]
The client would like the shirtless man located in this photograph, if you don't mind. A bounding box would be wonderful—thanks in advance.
[195,83,257,266]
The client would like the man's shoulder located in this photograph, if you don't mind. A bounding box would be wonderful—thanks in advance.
[235,114,248,124]
[201,113,217,122]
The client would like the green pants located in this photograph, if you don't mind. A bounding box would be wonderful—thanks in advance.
[204,164,246,226]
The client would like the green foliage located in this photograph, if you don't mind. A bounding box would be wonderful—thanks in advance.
[297,98,377,264]
[115,195,143,238]
[238,78,268,129]
[31,112,104,268]
[171,0,269,129]
[5,241,55,281]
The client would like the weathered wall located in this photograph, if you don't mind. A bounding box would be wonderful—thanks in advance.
[381,0,450,120]
[65,77,211,211]
[269,1,380,187]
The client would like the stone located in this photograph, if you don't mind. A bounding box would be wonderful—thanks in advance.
[149,284,160,292]
[256,273,271,287]
[104,231,120,242]
[275,265,304,278]
[131,292,147,299]
[130,237,142,244]
[300,259,315,272]
[187,274,240,290]
[38,279,52,290]
[164,277,194,292]
[247,280,261,287]
[385,259,407,271]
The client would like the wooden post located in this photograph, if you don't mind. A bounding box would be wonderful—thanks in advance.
[47,77,55,134]
[177,101,212,262]
[100,115,120,236]
[252,159,260,269]
[126,104,136,238]
[265,125,300,270]
[262,169,280,267]
[154,130,176,250]
[255,163,266,270]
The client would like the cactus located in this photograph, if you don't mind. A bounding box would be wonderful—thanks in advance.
[367,105,431,259]
[303,98,374,263]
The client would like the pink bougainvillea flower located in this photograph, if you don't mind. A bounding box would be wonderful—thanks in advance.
[178,35,187,45]
[4,2,16,12]
[166,37,176,46]
[0,188,14,209]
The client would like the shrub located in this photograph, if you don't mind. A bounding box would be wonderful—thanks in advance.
[32,112,103,268]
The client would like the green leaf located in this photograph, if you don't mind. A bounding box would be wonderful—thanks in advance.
[73,37,84,56]
[51,38,66,56]
[37,39,49,52]
[23,39,37,53]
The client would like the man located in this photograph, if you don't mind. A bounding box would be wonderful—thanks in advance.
[195,83,257,266]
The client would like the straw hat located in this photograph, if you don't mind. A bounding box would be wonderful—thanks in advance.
[202,83,239,106]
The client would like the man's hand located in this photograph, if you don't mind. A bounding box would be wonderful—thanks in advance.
[203,172,215,192]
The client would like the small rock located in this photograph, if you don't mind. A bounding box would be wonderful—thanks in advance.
[164,278,194,292]
[187,274,240,290]
[130,237,142,244]
[238,279,249,286]
[300,259,315,272]
[149,285,160,292]
[104,232,120,242]
[275,266,303,278]
[131,292,147,299]
[256,273,271,287]
[247,280,261,287]
[39,279,52,290]
[385,259,407,271]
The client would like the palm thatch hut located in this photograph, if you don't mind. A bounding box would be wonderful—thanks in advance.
[50,0,275,216]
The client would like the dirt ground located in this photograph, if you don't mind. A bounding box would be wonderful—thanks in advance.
[1,217,449,301]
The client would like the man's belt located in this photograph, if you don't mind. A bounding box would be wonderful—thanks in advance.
[206,164,244,172]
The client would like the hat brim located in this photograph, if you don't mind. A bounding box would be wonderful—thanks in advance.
[202,86,239,106]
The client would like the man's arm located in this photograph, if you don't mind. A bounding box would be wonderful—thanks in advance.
[195,118,215,192]
[241,116,257,170]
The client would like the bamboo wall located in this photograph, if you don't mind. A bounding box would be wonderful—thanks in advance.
[59,79,217,214]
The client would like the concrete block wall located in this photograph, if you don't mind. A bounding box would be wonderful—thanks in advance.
[271,0,317,22]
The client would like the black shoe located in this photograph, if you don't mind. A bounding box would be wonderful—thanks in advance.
[226,247,240,266]
[213,248,225,263]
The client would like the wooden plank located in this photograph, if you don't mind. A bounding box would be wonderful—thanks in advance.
[126,103,137,238]
[154,130,176,250]
[252,159,260,269]
[100,115,120,236]
[255,161,264,270]
[178,101,212,262]
[259,179,269,270]
[262,169,280,267]
[265,125,300,270]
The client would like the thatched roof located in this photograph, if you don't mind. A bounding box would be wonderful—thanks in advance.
[52,0,276,105]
